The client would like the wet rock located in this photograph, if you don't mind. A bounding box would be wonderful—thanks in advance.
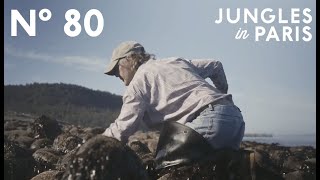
[3,115,316,180]
[56,148,78,171]
[33,148,61,173]
[251,149,283,179]
[4,120,21,130]
[31,170,64,180]
[289,146,316,161]
[4,129,33,140]
[284,170,304,180]
[253,149,272,168]
[283,156,303,172]
[78,132,96,142]
[129,130,160,154]
[66,126,96,142]
[128,140,152,157]
[61,124,73,132]
[33,115,62,140]
[83,127,105,134]
[4,139,36,180]
[68,126,84,136]
[157,173,171,180]
[31,138,53,151]
[62,135,149,180]
[140,153,156,168]
[240,141,253,148]
[75,127,106,141]
[269,149,291,169]
[14,135,35,148]
[304,158,316,165]
[255,144,268,151]
[299,161,316,179]
[128,142,155,178]
[53,133,83,153]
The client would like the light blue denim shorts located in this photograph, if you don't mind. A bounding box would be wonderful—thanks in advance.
[185,104,245,150]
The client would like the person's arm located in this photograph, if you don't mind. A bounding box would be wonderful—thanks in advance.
[102,91,146,142]
[188,59,228,94]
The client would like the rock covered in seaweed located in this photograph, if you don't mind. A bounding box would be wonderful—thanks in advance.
[61,135,149,180]
[4,139,37,180]
[33,115,62,140]
[3,114,317,180]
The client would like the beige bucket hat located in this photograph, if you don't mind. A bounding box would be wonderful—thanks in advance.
[104,41,145,75]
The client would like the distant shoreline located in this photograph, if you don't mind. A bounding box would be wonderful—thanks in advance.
[244,133,273,137]
[243,134,316,148]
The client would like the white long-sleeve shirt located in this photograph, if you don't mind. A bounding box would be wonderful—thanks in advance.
[103,57,234,142]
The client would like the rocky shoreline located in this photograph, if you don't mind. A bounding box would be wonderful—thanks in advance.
[4,115,316,180]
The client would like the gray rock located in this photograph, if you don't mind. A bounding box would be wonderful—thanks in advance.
[4,139,36,180]
[33,115,62,140]
[31,138,53,151]
[62,135,149,180]
[129,130,160,154]
[304,158,316,164]
[56,148,78,171]
[283,156,303,171]
[83,127,105,134]
[53,133,83,153]
[4,120,21,130]
[31,170,64,180]
[15,135,35,148]
[128,140,152,157]
[33,148,61,173]
[4,129,33,140]
[284,170,304,180]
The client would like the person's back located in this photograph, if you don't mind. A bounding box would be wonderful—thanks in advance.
[133,57,234,125]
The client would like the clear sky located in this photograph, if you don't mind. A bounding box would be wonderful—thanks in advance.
[4,0,316,135]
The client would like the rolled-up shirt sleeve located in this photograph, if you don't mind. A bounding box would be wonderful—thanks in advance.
[188,59,229,94]
[102,91,146,142]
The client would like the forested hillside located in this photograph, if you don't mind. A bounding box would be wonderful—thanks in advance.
[4,83,122,128]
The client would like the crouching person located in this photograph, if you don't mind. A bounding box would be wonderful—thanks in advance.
[102,41,246,179]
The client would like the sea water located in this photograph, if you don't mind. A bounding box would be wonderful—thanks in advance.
[243,134,316,148]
